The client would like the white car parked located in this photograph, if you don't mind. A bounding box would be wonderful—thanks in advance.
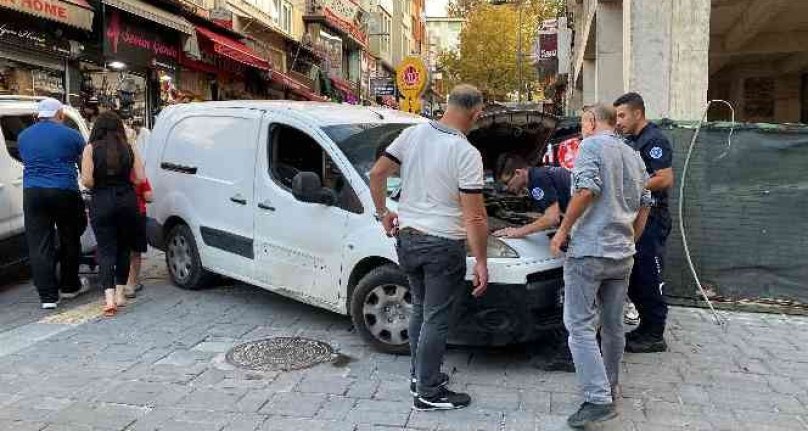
[145,101,565,353]
[0,96,93,273]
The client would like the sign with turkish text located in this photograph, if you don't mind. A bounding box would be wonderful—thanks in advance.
[320,0,358,24]
[104,9,180,71]
[0,0,93,30]
[0,20,71,56]
[371,77,395,96]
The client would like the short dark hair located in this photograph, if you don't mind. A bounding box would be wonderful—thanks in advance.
[448,84,484,111]
[496,153,529,180]
[582,103,616,126]
[613,92,645,115]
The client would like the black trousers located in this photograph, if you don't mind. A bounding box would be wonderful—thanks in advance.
[628,210,672,338]
[89,185,138,291]
[23,188,87,303]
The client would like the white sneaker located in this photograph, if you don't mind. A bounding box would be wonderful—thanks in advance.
[41,302,59,310]
[624,302,640,326]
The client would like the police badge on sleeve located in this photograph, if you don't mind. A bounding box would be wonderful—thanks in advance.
[649,146,664,159]
[531,187,545,201]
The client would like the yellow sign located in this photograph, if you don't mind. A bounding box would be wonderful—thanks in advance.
[396,56,428,114]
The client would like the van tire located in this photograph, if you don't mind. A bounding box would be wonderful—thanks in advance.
[165,223,213,290]
[351,264,412,355]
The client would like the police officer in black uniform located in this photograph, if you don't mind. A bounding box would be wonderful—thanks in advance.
[494,156,571,239]
[614,93,674,353]
[494,155,575,372]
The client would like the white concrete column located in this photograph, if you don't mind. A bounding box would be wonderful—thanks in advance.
[594,1,623,104]
[669,0,710,120]
[623,0,672,118]
[583,59,597,106]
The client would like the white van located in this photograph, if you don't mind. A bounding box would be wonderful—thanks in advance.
[145,101,565,353]
[0,96,92,272]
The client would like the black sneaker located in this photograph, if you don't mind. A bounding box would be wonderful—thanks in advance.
[625,336,668,353]
[625,327,648,343]
[413,386,471,411]
[567,402,617,428]
[410,372,450,396]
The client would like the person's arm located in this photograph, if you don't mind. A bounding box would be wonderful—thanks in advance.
[647,168,673,191]
[368,156,399,235]
[550,190,595,255]
[550,141,601,256]
[80,144,94,188]
[460,192,489,297]
[131,142,146,185]
[143,179,154,203]
[495,202,561,238]
[633,206,650,242]
[643,137,674,191]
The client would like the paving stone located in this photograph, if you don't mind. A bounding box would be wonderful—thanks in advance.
[223,414,269,431]
[178,388,247,411]
[407,408,502,430]
[260,392,326,418]
[0,419,49,431]
[296,375,353,395]
[50,402,146,429]
[192,341,236,353]
[260,417,354,431]
[316,396,356,421]
[345,399,411,427]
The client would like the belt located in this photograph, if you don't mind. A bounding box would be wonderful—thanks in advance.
[399,227,427,236]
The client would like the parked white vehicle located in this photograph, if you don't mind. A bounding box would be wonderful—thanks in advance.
[145,101,565,353]
[0,96,93,272]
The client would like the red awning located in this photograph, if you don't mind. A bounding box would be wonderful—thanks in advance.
[331,76,356,95]
[196,26,270,71]
[270,71,327,102]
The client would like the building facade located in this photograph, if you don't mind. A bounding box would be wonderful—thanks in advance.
[565,0,808,123]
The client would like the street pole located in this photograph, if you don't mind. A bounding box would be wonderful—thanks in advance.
[517,2,523,103]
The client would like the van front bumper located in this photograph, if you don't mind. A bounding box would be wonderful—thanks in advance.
[449,267,564,346]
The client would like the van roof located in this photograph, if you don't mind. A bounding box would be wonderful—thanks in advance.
[162,101,428,126]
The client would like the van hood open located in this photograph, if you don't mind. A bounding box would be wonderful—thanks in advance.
[465,105,560,231]
[467,104,559,173]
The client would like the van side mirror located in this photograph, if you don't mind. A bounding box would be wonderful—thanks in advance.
[292,172,338,206]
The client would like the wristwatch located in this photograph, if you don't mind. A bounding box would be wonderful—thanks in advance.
[374,208,389,221]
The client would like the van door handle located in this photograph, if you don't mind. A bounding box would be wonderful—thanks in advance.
[12,177,22,186]
[257,201,275,211]
[230,196,247,205]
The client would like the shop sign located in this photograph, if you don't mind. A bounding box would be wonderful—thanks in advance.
[0,0,93,30]
[396,56,427,114]
[104,9,179,70]
[370,77,394,96]
[320,0,358,24]
[0,20,70,56]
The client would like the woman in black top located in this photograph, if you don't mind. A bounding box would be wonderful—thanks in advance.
[81,111,145,316]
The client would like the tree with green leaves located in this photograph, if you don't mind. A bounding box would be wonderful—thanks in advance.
[440,0,563,101]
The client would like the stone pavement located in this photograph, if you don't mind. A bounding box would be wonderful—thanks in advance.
[0,253,807,431]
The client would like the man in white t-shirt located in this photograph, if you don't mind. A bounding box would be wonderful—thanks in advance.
[368,84,489,411]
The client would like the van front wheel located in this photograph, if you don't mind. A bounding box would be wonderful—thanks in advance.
[165,224,213,290]
[351,265,412,355]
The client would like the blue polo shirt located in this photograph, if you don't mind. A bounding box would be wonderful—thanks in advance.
[18,120,85,191]
[527,166,572,214]
[625,122,672,208]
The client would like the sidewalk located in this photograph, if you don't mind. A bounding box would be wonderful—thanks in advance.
[0,253,806,431]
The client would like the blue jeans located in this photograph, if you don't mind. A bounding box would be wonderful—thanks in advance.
[397,229,466,397]
[564,256,633,405]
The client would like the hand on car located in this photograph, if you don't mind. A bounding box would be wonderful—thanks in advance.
[382,211,399,237]
[471,260,489,297]
[494,227,526,239]
[550,229,568,257]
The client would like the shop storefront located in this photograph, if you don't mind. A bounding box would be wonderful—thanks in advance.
[71,0,198,127]
[0,0,93,100]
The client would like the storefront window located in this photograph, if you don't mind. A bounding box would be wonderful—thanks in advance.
[0,60,65,98]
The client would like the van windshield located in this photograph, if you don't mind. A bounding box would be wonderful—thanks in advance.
[323,123,416,186]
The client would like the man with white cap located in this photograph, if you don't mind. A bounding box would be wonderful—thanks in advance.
[17,98,88,309]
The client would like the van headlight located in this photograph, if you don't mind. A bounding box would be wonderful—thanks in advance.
[467,237,519,258]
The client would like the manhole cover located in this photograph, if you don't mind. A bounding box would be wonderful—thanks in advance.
[225,337,334,372]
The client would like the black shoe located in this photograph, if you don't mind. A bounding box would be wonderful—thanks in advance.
[625,327,648,343]
[567,402,617,428]
[625,336,668,353]
[413,387,471,411]
[410,372,450,396]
